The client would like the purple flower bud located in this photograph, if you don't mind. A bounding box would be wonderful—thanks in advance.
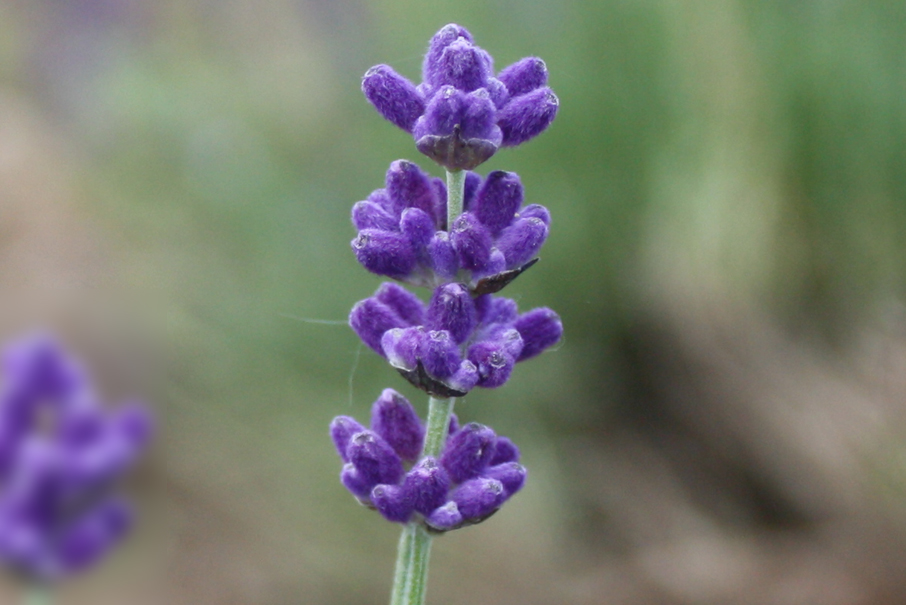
[471,171,524,235]
[340,463,373,501]
[497,57,548,98]
[485,77,509,107]
[425,501,462,531]
[351,230,417,279]
[460,89,501,143]
[451,212,492,271]
[113,402,154,448]
[349,298,405,354]
[476,249,507,280]
[462,171,482,212]
[496,217,548,269]
[513,308,563,361]
[386,160,439,219]
[427,284,477,345]
[52,497,132,578]
[498,87,559,147]
[381,327,423,371]
[518,203,551,226]
[414,86,463,138]
[447,361,479,394]
[450,477,505,521]
[434,37,491,92]
[490,436,520,465]
[467,341,516,388]
[352,200,397,231]
[374,282,425,327]
[403,457,450,516]
[441,423,496,483]
[483,462,527,496]
[370,389,423,462]
[423,24,474,86]
[330,416,366,462]
[347,431,403,487]
[420,331,461,380]
[400,208,436,249]
[371,484,413,523]
[478,296,519,328]
[362,65,425,133]
[427,232,458,279]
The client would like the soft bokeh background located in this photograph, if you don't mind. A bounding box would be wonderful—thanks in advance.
[1,0,905,603]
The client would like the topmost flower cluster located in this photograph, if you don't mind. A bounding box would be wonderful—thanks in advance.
[363,24,558,171]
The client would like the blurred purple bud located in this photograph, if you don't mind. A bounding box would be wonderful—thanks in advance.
[513,308,563,361]
[450,477,505,521]
[351,230,417,279]
[362,65,425,133]
[498,87,559,147]
[467,341,515,388]
[451,212,492,271]
[349,298,405,354]
[483,462,527,496]
[425,501,462,531]
[441,423,496,483]
[352,200,398,231]
[330,416,366,462]
[427,284,477,345]
[427,232,458,279]
[403,457,450,516]
[497,57,548,98]
[347,431,403,487]
[496,217,548,269]
[471,171,524,235]
[53,497,132,577]
[371,484,413,523]
[421,331,462,380]
[374,282,425,326]
[490,436,520,465]
[371,389,424,462]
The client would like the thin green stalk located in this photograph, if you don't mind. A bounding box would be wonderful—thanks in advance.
[389,168,466,605]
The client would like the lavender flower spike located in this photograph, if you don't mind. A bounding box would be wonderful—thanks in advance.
[0,333,153,582]
[363,24,559,171]
[330,398,526,530]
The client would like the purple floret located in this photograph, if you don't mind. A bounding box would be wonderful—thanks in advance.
[362,24,559,170]
[0,333,153,582]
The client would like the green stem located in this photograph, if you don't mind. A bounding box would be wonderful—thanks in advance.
[388,168,466,605]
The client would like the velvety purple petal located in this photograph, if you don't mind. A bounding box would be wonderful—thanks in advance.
[450,212,492,272]
[497,57,548,98]
[420,331,462,380]
[518,203,551,226]
[462,171,482,212]
[490,436,520,465]
[347,430,403,487]
[441,423,497,483]
[513,308,563,361]
[362,65,425,133]
[467,341,516,388]
[427,284,477,345]
[370,389,424,462]
[374,282,425,326]
[351,229,417,279]
[349,298,405,354]
[425,500,462,531]
[352,200,398,231]
[495,216,548,269]
[472,171,524,235]
[427,232,458,279]
[450,477,505,521]
[371,484,413,523]
[381,327,424,371]
[460,89,499,141]
[423,24,474,86]
[483,462,527,496]
[404,457,450,516]
[400,208,436,249]
[498,87,559,146]
[386,160,438,218]
[330,416,366,462]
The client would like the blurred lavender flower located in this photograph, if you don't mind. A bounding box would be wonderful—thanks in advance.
[0,333,153,582]
[352,161,550,292]
[330,390,525,530]
[350,283,562,397]
[362,24,559,170]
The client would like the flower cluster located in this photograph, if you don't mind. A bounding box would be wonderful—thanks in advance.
[352,161,550,291]
[362,24,558,171]
[350,282,561,397]
[331,390,526,531]
[0,334,152,581]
